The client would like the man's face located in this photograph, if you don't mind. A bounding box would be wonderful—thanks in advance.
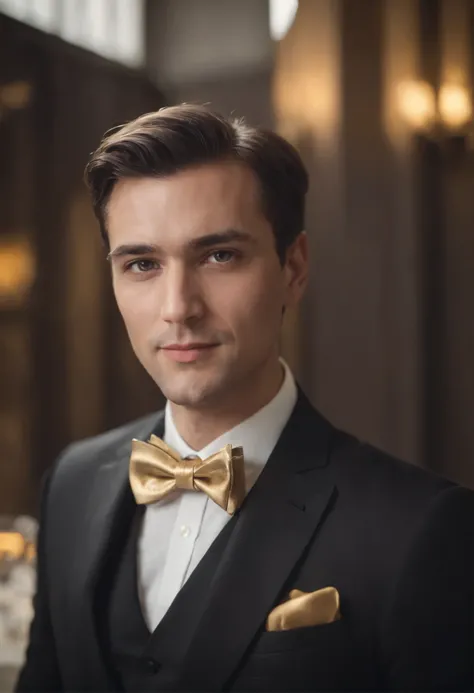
[107,162,307,408]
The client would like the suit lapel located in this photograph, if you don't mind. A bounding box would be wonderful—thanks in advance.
[175,392,337,691]
[69,412,164,688]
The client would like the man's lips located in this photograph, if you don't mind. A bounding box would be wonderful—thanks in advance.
[160,343,219,363]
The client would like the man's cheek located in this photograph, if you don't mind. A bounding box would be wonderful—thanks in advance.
[245,290,279,323]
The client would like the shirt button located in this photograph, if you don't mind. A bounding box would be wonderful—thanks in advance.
[143,657,160,675]
[180,525,191,538]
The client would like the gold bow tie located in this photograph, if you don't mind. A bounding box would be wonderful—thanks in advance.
[129,435,245,515]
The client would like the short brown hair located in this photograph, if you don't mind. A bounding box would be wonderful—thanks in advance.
[85,104,308,264]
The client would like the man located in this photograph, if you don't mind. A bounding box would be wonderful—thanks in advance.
[17,105,473,692]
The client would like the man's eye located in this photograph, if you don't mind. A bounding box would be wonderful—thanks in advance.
[207,250,236,264]
[126,259,159,273]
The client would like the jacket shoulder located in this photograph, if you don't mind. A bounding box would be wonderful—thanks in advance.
[330,427,465,511]
[52,410,163,481]
[328,428,473,569]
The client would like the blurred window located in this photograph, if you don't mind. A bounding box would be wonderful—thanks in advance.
[269,0,298,41]
[0,0,144,67]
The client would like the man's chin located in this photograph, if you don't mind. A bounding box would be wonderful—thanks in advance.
[158,375,231,409]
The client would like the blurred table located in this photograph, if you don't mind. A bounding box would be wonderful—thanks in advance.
[0,516,37,692]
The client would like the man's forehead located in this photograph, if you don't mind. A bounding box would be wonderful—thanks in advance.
[110,161,260,202]
[106,163,268,245]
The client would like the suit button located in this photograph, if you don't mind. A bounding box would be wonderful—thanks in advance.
[143,657,160,675]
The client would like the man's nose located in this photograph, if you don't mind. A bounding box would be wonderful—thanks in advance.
[160,264,204,324]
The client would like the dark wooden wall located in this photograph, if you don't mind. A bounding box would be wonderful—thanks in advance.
[416,0,474,487]
[275,0,474,488]
[0,15,165,514]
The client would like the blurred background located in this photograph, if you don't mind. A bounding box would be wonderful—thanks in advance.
[0,0,474,681]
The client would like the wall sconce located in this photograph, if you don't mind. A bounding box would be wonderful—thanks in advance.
[397,81,436,132]
[438,84,472,131]
[0,81,32,123]
[0,236,36,307]
[397,80,472,146]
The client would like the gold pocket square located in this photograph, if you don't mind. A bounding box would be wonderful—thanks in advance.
[266,586,341,632]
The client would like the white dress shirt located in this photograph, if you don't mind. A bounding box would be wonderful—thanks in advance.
[137,359,298,631]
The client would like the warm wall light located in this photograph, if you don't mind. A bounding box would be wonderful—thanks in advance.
[0,236,36,306]
[0,81,32,123]
[396,80,436,131]
[0,81,32,110]
[438,83,472,130]
[397,79,473,140]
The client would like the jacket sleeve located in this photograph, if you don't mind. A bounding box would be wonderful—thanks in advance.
[15,468,63,692]
[380,484,474,691]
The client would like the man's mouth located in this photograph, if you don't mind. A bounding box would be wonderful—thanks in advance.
[160,343,219,363]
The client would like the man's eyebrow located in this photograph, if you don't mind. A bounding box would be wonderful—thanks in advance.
[107,244,157,261]
[189,229,255,250]
[107,230,254,261]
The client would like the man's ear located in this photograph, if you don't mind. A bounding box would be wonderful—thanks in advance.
[283,232,309,308]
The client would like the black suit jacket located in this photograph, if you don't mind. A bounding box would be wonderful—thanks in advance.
[16,391,474,692]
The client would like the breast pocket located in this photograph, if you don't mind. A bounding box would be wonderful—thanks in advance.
[252,618,345,654]
[232,620,356,691]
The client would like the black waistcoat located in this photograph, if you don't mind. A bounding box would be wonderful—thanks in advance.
[102,505,151,691]
[98,493,238,692]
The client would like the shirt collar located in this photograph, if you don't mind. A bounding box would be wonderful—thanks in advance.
[164,358,298,490]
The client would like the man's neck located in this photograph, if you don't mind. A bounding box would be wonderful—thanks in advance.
[169,359,285,450]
